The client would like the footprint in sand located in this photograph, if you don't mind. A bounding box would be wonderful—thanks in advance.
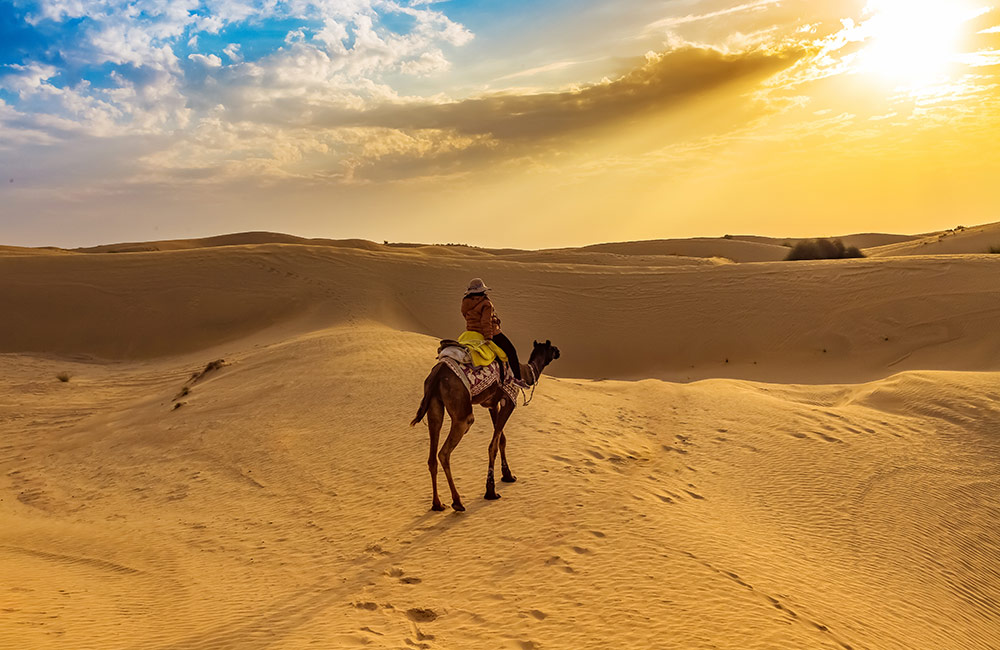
[544,555,575,573]
[385,566,423,584]
[505,641,540,650]
[406,607,438,622]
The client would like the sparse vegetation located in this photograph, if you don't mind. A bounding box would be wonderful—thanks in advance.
[190,359,226,383]
[56,372,71,382]
[988,245,1000,254]
[785,238,865,261]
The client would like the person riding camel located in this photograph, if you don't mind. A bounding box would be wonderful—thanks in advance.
[461,278,527,388]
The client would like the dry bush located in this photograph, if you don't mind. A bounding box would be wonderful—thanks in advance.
[988,245,1000,254]
[785,238,866,261]
[56,372,70,382]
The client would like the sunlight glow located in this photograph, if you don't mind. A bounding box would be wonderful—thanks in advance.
[860,0,990,88]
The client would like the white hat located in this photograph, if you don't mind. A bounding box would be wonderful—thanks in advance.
[465,278,490,296]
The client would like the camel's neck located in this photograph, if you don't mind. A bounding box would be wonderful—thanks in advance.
[524,357,545,386]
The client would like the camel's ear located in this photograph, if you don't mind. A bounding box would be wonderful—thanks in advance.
[533,339,538,347]
[545,339,551,346]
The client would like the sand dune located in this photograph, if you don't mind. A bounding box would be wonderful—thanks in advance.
[865,221,1000,257]
[578,237,792,262]
[0,245,74,256]
[2,244,998,382]
[2,232,1000,649]
[733,233,920,250]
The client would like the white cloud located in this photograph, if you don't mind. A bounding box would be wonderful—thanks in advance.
[0,63,60,97]
[223,43,243,62]
[189,53,224,67]
[645,0,782,33]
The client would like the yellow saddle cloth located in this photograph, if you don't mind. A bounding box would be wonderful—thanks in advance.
[458,331,508,367]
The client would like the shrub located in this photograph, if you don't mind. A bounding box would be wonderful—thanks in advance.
[56,372,70,382]
[989,245,1000,254]
[785,238,866,261]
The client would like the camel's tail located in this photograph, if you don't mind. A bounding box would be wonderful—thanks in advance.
[410,362,445,427]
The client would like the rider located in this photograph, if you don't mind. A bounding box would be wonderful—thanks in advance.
[461,278,527,388]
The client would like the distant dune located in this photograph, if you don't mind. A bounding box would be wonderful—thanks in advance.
[8,222,990,263]
[0,244,73,256]
[865,221,1000,257]
[2,224,1000,650]
[3,235,999,382]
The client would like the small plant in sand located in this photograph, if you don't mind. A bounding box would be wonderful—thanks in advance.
[56,372,71,383]
[785,238,865,261]
[988,245,1000,254]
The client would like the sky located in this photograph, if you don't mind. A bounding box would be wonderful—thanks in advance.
[2,0,1000,248]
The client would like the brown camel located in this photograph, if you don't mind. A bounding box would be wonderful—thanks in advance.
[410,339,560,511]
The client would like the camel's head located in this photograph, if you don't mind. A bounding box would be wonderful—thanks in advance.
[530,339,561,369]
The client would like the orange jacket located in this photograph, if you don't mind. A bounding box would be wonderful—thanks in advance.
[461,294,501,339]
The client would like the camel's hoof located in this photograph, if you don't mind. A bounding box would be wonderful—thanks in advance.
[431,503,446,512]
[452,502,466,512]
[484,492,501,500]
[501,474,517,483]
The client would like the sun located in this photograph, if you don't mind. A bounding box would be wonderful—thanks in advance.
[859,0,987,88]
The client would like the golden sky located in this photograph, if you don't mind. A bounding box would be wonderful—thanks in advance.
[2,0,999,247]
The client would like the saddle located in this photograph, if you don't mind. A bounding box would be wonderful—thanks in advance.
[438,338,517,402]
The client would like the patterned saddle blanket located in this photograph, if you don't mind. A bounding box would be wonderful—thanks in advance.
[439,351,519,402]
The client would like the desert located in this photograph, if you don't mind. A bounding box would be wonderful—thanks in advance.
[2,226,1000,649]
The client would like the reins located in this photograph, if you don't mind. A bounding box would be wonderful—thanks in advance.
[520,364,538,406]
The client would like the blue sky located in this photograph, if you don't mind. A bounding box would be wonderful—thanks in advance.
[2,0,999,247]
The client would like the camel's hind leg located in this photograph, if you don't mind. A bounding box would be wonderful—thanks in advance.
[439,401,474,512]
[499,432,517,483]
[426,397,445,511]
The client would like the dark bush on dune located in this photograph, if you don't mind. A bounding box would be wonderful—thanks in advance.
[785,238,866,261]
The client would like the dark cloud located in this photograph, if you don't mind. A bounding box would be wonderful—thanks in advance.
[322,45,806,141]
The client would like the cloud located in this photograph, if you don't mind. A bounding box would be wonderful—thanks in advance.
[0,62,60,97]
[344,45,806,142]
[139,43,806,186]
[645,0,783,33]
[223,43,243,62]
[188,53,223,67]
[3,0,474,140]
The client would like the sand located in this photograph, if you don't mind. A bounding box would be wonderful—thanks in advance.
[2,229,999,650]
[865,222,1000,258]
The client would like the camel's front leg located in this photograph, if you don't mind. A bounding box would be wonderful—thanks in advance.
[485,398,515,500]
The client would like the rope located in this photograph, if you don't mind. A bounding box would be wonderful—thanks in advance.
[520,364,538,406]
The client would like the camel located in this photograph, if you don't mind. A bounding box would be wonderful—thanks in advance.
[410,339,560,511]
